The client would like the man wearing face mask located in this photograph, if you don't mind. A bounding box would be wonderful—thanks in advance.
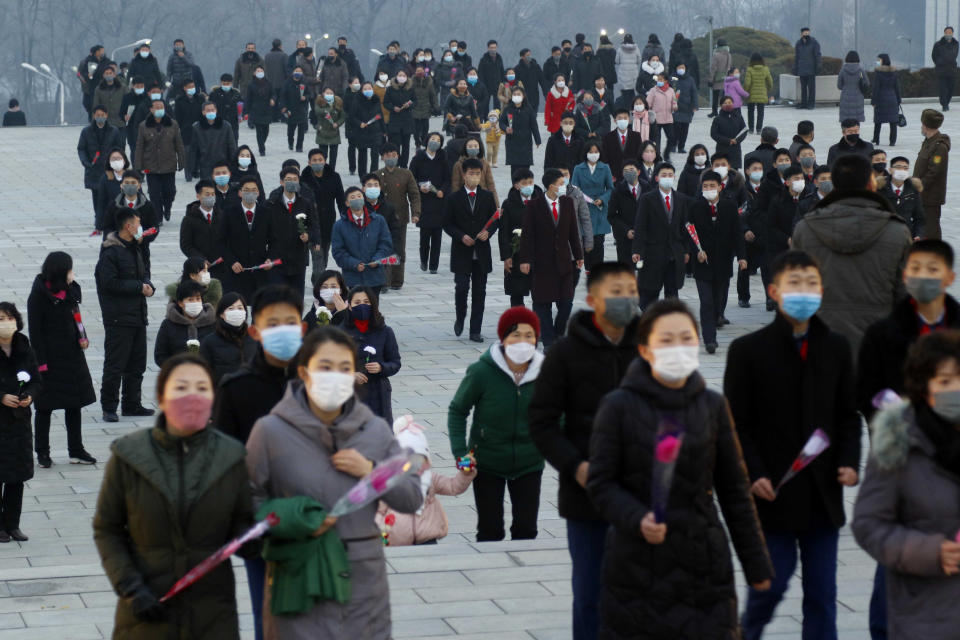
[876,156,925,240]
[826,119,874,168]
[95,207,155,422]
[166,39,196,101]
[376,143,421,290]
[318,47,349,96]
[190,101,237,182]
[93,64,126,131]
[932,26,959,110]
[608,160,644,265]
[572,44,605,94]
[302,149,346,280]
[797,166,834,221]
[725,250,860,640]
[180,179,225,279]
[529,261,642,640]
[515,49,544,112]
[336,37,364,83]
[78,105,124,227]
[213,284,305,640]
[744,126,779,174]
[120,76,148,153]
[793,28,822,110]
[331,186,395,291]
[383,70,417,166]
[915,108,951,239]
[174,79,206,181]
[127,44,162,91]
[265,168,321,298]
[135,98,185,225]
[478,40,506,113]
[793,153,912,359]
[217,177,273,300]
[79,44,110,118]
[233,42,263,96]
[545,112,585,171]
[601,108,642,178]
[377,41,407,79]
[153,280,216,367]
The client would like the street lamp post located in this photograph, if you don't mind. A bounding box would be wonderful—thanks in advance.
[21,62,66,125]
[110,38,151,62]
[694,15,714,62]
[897,35,913,70]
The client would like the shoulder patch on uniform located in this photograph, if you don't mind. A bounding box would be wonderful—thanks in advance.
[934,155,943,164]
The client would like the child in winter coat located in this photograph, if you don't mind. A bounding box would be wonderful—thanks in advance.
[480,110,503,167]
[377,416,476,545]
[723,67,750,110]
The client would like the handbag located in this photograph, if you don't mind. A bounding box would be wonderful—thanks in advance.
[897,105,907,128]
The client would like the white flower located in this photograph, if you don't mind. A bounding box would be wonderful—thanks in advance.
[296,213,307,220]
[317,307,332,319]
[16,371,30,383]
[513,228,522,236]
[363,346,377,355]
[186,339,200,348]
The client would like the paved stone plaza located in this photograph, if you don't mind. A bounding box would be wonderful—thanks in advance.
[0,102,957,639]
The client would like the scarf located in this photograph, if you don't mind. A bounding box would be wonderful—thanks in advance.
[916,402,960,474]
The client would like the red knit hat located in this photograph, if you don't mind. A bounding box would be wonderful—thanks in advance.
[497,306,540,340]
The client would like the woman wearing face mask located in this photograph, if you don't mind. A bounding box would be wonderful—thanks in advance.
[409,132,450,273]
[340,287,400,423]
[743,53,774,135]
[165,257,222,306]
[280,65,311,152]
[27,253,97,469]
[853,331,960,639]
[384,69,416,166]
[315,88,345,171]
[572,141,614,269]
[497,67,525,111]
[443,78,480,134]
[678,144,711,197]
[545,74,575,134]
[636,55,664,95]
[343,76,364,174]
[246,327,422,638]
[448,307,546,542]
[588,299,773,637]
[154,280,217,367]
[631,96,651,141]
[451,138,497,201]
[435,49,464,104]
[347,82,385,176]
[871,53,901,146]
[500,87,541,174]
[93,353,254,637]
[95,148,131,233]
[330,187,394,290]
[837,50,869,126]
[305,270,350,329]
[243,65,275,156]
[199,293,258,384]
[645,73,677,158]
[637,140,662,190]
[410,66,438,150]
[229,145,265,199]
[710,95,748,169]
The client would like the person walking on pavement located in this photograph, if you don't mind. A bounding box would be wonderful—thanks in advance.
[932,26,959,111]
[376,143,421,291]
[135,98,185,224]
[708,39,732,117]
[78,106,124,230]
[914,108,951,239]
[793,27,822,109]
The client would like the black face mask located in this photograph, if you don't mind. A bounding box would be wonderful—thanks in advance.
[872,162,886,174]
[845,133,860,145]
[339,44,347,51]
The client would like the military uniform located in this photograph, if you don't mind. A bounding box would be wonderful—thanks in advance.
[914,109,951,238]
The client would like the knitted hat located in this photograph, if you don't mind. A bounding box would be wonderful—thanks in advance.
[497,306,540,340]
[393,415,429,458]
[922,108,944,129]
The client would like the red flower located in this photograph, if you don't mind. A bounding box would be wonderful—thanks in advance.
[73,312,83,323]
[655,435,681,463]
[791,459,804,472]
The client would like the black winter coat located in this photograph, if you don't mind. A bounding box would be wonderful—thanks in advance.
[209,87,242,130]
[709,109,748,169]
[826,135,874,168]
[215,203,272,301]
[179,200,222,266]
[409,149,451,229]
[541,56,572,94]
[342,321,401,423]
[519,194,584,303]
[500,102,541,166]
[857,295,960,419]
[871,68,901,124]
[191,117,237,181]
[443,90,480,132]
[0,333,40,483]
[763,184,802,259]
[347,93,385,148]
[199,321,259,384]
[677,162,706,198]
[724,313,861,532]
[213,346,296,444]
[384,79,416,131]
[632,189,692,291]
[127,53,163,87]
[573,102,607,141]
[588,361,772,639]
[95,232,151,328]
[153,301,217,367]
[243,79,274,125]
[300,167,345,247]
[529,310,640,520]
[608,179,642,246]
[26,278,95,412]
[498,186,539,296]
[95,173,123,231]
[265,192,320,275]
[174,93,204,146]
[596,44,618,88]
[544,131,585,173]
[601,129,643,179]
[932,36,960,74]
[743,143,777,175]
[478,53,506,99]
[687,198,745,280]
[77,123,124,189]
[515,59,544,109]
[279,78,310,123]
[877,176,926,239]
[442,187,499,273]
[572,54,604,93]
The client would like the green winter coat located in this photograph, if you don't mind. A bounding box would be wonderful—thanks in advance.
[92,420,254,640]
[314,95,346,146]
[743,64,774,104]
[448,345,545,479]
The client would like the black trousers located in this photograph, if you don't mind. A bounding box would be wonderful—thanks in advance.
[737,242,769,303]
[317,144,339,172]
[454,261,488,335]
[472,468,542,542]
[534,300,573,347]
[649,123,674,154]
[873,122,898,145]
[674,122,690,151]
[413,119,430,148]
[584,235,605,271]
[88,187,99,228]
[0,482,24,531]
[255,123,270,153]
[146,172,176,221]
[269,268,306,300]
[347,141,358,174]
[35,406,84,457]
[747,103,765,131]
[357,146,380,176]
[619,89,635,105]
[101,324,147,413]
[800,75,816,108]
[639,258,679,310]
[696,276,730,344]
[286,121,307,150]
[614,238,633,265]
[389,129,412,167]
[711,88,722,114]
[939,73,955,109]
[420,227,442,271]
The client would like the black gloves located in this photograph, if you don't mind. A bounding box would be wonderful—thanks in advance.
[127,584,166,623]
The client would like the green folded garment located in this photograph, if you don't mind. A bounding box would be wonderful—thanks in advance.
[256,496,351,615]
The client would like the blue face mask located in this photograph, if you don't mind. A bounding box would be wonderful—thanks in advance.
[205,111,217,121]
[153,108,165,118]
[506,74,516,81]
[260,325,303,361]
[780,292,821,322]
[214,174,230,186]
[467,76,478,85]
[362,89,374,98]
[519,184,535,197]
[133,87,145,95]
[656,81,665,88]
[324,94,334,103]
[364,187,381,200]
[186,88,196,96]
[351,304,372,321]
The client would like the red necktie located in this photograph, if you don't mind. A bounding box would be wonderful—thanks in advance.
[710,204,716,219]
[469,191,476,198]
[127,202,134,208]
[523,199,529,205]
[287,201,293,213]
[565,137,570,146]
[895,188,901,197]
[552,201,559,222]
[245,209,254,224]
[621,134,626,146]
[631,186,637,199]
[665,195,671,212]
[206,212,212,224]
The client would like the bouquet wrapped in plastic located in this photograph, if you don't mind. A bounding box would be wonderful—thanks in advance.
[651,418,684,523]
[775,429,830,495]
[329,451,426,517]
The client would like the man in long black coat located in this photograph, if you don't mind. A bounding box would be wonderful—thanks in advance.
[518,168,584,347]
[216,177,272,301]
[631,162,691,309]
[601,108,643,178]
[607,160,643,264]
[724,250,860,640]
[442,158,498,342]
[265,167,321,299]
[477,42,505,113]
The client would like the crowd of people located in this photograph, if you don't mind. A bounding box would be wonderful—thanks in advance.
[1,24,960,640]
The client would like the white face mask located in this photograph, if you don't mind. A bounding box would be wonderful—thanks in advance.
[658,176,674,190]
[791,179,806,193]
[892,168,910,182]
[0,320,16,339]
[587,152,600,163]
[511,95,523,104]
[556,80,565,89]
[702,189,719,201]
[693,155,707,166]
[318,287,340,303]
[633,104,645,112]
[616,119,629,131]
[254,71,265,79]
[199,271,211,285]
[223,308,247,327]
[379,74,388,82]
[307,371,355,410]
[110,159,125,172]
[504,341,536,364]
[557,183,568,196]
[183,301,203,318]
[714,165,729,179]
[651,345,700,382]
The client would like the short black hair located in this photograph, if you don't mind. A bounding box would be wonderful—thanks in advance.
[175,279,206,302]
[710,151,730,164]
[832,154,873,191]
[783,163,804,179]
[774,148,793,162]
[622,157,639,170]
[156,353,213,399]
[251,284,303,321]
[297,325,358,369]
[586,261,636,291]
[813,166,831,179]
[636,299,699,346]
[560,111,576,121]
[542,168,564,189]
[655,161,675,175]
[614,107,630,117]
[760,126,779,143]
[93,104,108,114]
[121,169,142,182]
[770,250,821,282]
[700,170,723,185]
[904,330,960,406]
[181,257,206,278]
[487,39,498,47]
[194,178,215,194]
[380,142,399,155]
[220,73,233,82]
[280,166,300,180]
[307,148,325,160]
[212,159,230,171]
[461,158,484,172]
[908,239,955,268]
[796,143,815,156]
[360,172,380,186]
[239,176,259,188]
[512,168,534,183]
[797,120,814,136]
[870,148,887,159]
[115,207,139,229]
[890,156,910,166]
[0,302,23,332]
[8,98,19,109]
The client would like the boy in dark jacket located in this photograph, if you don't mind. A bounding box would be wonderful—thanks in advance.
[153,280,216,366]
[265,167,321,298]
[877,156,926,240]
[688,171,747,353]
[179,180,224,279]
[724,250,861,640]
[607,159,642,264]
[208,74,243,144]
[528,262,640,640]
[544,112,585,171]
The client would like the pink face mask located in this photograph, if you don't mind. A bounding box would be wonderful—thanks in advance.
[164,394,212,434]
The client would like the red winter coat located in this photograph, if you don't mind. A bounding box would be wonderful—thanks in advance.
[544,86,575,133]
